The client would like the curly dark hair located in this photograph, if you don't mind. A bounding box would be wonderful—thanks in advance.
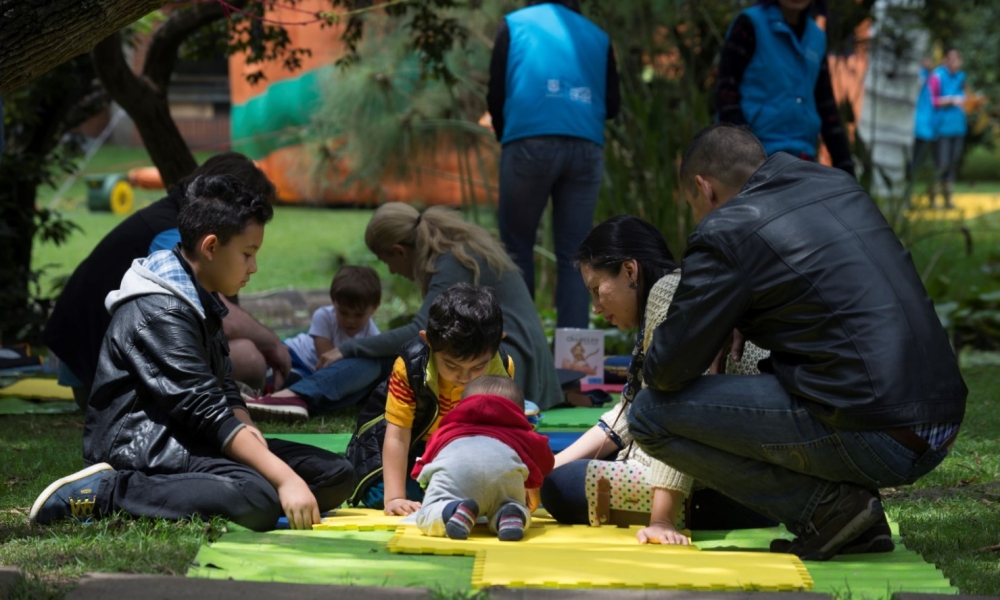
[425,283,504,361]
[178,174,274,253]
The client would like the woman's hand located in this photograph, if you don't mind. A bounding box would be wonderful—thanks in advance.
[384,497,422,515]
[637,522,690,545]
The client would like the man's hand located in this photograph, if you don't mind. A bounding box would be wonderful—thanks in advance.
[316,347,344,371]
[261,342,292,390]
[636,523,690,545]
[277,476,321,530]
[709,329,744,374]
[384,497,421,516]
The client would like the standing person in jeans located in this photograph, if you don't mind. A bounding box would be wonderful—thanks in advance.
[910,56,939,206]
[487,0,620,329]
[929,48,968,209]
[629,124,967,561]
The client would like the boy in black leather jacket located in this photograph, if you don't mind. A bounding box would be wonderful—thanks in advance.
[30,175,354,531]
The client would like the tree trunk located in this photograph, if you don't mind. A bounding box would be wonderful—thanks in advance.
[91,34,197,187]
[0,0,170,95]
[0,56,105,343]
[91,0,239,187]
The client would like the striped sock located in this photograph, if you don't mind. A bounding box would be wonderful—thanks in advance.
[444,499,479,540]
[497,505,526,542]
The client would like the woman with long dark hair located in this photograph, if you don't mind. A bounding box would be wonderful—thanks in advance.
[540,216,772,543]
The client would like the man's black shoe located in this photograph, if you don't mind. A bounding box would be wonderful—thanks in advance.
[770,484,884,561]
[770,510,895,556]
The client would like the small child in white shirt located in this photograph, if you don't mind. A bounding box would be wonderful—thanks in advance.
[246,265,383,422]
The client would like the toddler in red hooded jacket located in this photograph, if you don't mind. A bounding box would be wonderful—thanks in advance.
[411,376,554,540]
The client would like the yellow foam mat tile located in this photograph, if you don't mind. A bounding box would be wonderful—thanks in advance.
[472,544,812,591]
[313,508,407,531]
[0,378,74,401]
[387,522,809,591]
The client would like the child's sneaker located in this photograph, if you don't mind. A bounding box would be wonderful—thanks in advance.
[496,504,526,542]
[245,393,309,423]
[29,463,115,526]
[445,499,479,540]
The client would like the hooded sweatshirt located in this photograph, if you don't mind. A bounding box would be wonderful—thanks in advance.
[411,393,554,488]
[85,248,245,471]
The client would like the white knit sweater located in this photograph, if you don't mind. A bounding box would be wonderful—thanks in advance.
[598,270,770,495]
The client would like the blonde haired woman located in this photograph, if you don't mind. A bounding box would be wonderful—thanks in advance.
[346,203,561,409]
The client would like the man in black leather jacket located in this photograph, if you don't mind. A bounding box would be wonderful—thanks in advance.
[628,124,967,561]
[30,175,354,531]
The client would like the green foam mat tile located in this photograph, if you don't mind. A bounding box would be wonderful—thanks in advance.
[187,529,473,592]
[0,397,80,415]
[536,406,608,430]
[264,433,351,454]
[692,522,958,598]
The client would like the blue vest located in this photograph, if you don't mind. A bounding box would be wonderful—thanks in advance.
[502,4,609,146]
[736,5,826,158]
[933,66,967,138]
[913,68,936,141]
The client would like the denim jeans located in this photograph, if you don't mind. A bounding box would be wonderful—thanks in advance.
[498,136,604,329]
[95,439,355,531]
[934,135,965,183]
[627,375,950,536]
[289,356,394,415]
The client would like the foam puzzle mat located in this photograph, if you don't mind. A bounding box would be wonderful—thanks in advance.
[313,508,407,531]
[189,514,958,598]
[386,521,811,591]
[535,406,608,430]
[0,378,74,401]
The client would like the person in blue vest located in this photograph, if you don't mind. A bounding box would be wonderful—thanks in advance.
[715,0,855,177]
[911,56,938,206]
[929,48,968,209]
[487,0,620,330]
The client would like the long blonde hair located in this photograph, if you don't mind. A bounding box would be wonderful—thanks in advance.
[364,203,517,295]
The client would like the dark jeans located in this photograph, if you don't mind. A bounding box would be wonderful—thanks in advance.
[627,375,949,537]
[498,136,604,329]
[289,356,394,414]
[540,458,776,530]
[934,135,965,183]
[95,438,355,531]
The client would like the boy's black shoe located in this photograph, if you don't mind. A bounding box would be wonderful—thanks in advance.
[771,484,884,561]
[29,463,114,526]
[770,512,895,555]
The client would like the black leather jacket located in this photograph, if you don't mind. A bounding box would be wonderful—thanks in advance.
[645,153,967,430]
[84,248,246,473]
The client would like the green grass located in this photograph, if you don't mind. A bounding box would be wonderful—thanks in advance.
[905,209,1000,303]
[2,367,1000,596]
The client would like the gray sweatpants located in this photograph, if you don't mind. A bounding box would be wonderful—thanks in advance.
[414,436,532,537]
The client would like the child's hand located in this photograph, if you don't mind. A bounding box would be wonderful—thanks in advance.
[277,476,321,530]
[384,498,422,516]
[637,523,690,546]
[316,348,343,370]
[526,488,542,513]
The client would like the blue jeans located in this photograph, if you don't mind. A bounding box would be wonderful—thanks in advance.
[627,375,950,536]
[288,356,394,415]
[498,136,604,329]
[934,135,965,183]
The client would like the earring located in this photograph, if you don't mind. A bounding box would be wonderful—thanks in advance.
[629,280,638,290]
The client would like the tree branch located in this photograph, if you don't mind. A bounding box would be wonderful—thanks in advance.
[143,0,245,91]
[0,0,171,95]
